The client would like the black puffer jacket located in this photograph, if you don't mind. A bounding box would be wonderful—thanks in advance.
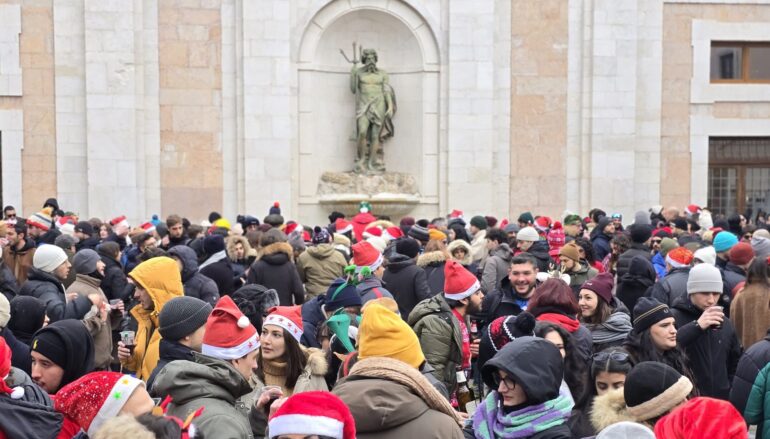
[481,276,530,327]
[0,263,19,301]
[590,217,613,261]
[383,253,431,317]
[615,243,652,280]
[525,241,552,273]
[671,297,742,399]
[18,268,92,323]
[75,235,100,251]
[98,250,133,302]
[416,251,447,297]
[647,266,690,306]
[246,242,305,306]
[168,246,220,306]
[616,255,656,315]
[730,328,770,418]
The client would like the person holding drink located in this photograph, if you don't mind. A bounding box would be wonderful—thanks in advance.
[671,263,742,399]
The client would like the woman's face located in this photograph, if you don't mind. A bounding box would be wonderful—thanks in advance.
[495,370,527,407]
[448,229,456,241]
[649,317,678,351]
[235,242,245,260]
[595,371,627,396]
[99,225,109,239]
[452,248,466,261]
[543,330,566,359]
[260,324,286,360]
[578,289,599,318]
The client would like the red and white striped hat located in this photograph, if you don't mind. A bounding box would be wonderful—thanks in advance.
[140,222,156,234]
[443,260,480,300]
[109,215,129,230]
[263,306,304,342]
[201,296,259,359]
[268,391,356,439]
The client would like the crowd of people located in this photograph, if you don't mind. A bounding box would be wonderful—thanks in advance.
[0,198,767,438]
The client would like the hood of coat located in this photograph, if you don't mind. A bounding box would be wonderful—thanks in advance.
[406,294,451,327]
[622,256,657,283]
[73,273,102,289]
[128,256,184,317]
[481,336,563,405]
[386,253,416,273]
[152,353,253,405]
[259,242,293,265]
[527,240,551,260]
[167,245,199,282]
[491,243,513,261]
[305,243,337,259]
[27,267,64,289]
[303,347,329,376]
[416,250,447,268]
[590,387,634,432]
[226,235,253,262]
[333,377,432,433]
[447,240,472,265]
[671,296,703,317]
[591,217,613,239]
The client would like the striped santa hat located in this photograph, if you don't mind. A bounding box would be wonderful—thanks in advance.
[202,296,259,359]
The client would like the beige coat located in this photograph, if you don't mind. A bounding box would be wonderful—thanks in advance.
[296,244,348,297]
[65,274,119,370]
[731,282,770,349]
[241,347,328,409]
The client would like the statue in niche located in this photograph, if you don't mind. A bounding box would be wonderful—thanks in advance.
[341,44,397,173]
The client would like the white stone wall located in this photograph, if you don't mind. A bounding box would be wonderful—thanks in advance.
[0,109,24,210]
[0,4,22,97]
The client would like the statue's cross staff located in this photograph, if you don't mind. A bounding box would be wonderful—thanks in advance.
[339,42,362,65]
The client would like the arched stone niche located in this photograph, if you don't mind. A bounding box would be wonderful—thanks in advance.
[297,0,440,218]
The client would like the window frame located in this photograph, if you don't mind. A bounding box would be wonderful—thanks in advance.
[710,42,770,84]
[708,137,770,216]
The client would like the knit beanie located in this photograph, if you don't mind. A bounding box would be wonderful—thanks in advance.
[268,391,356,439]
[407,224,430,242]
[203,234,226,255]
[312,226,331,245]
[395,237,420,259]
[559,241,581,263]
[659,238,679,257]
[633,211,652,226]
[27,207,54,231]
[713,231,738,253]
[597,421,655,439]
[687,263,723,295]
[358,303,425,369]
[581,272,615,304]
[728,242,754,266]
[624,361,692,422]
[518,212,534,225]
[504,223,520,234]
[73,249,100,275]
[0,294,9,328]
[33,244,69,273]
[31,320,95,390]
[478,312,536,369]
[158,296,212,341]
[75,221,94,236]
[752,234,770,260]
[470,215,488,230]
[628,224,653,244]
[693,246,717,266]
[654,397,747,439]
[547,222,565,250]
[324,278,362,313]
[563,214,582,226]
[428,228,447,242]
[517,226,539,242]
[632,297,672,333]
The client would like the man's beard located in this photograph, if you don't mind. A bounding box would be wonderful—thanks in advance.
[363,61,377,72]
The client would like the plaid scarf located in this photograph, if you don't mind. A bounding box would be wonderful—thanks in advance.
[470,390,573,439]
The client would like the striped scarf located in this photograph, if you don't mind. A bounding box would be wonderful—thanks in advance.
[471,390,573,439]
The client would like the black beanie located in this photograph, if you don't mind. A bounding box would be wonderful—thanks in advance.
[624,361,693,421]
[395,237,421,259]
[159,296,212,340]
[632,297,672,333]
[203,234,226,255]
[8,296,47,341]
[31,320,95,390]
[628,224,653,244]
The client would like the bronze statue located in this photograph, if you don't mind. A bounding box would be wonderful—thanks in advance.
[341,44,396,173]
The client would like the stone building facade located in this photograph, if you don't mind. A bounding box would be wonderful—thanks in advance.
[0,0,768,224]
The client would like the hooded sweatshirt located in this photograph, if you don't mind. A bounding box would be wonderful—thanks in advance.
[167,246,219,306]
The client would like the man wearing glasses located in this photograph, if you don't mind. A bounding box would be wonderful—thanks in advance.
[3,206,17,224]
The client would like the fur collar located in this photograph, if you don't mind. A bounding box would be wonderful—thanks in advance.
[590,388,635,432]
[417,251,448,267]
[447,240,473,265]
[259,242,294,260]
[303,347,328,376]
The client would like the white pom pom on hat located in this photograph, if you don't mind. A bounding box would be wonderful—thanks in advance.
[238,315,250,329]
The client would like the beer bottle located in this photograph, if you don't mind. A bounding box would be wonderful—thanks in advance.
[456,370,474,413]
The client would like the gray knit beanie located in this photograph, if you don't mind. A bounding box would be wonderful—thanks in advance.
[686,263,724,295]
[158,296,212,340]
[73,249,100,275]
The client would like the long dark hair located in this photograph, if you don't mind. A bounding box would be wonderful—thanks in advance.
[746,258,770,289]
[535,321,589,406]
[589,347,634,397]
[256,328,308,389]
[622,330,695,386]
[580,295,612,325]
[575,237,596,265]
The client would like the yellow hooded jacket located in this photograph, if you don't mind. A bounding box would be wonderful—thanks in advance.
[123,256,184,380]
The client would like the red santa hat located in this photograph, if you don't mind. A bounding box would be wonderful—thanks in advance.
[443,260,480,301]
[335,218,353,234]
[201,296,259,359]
[54,372,145,436]
[263,306,304,342]
[109,215,129,230]
[666,247,694,269]
[382,226,404,241]
[268,391,356,439]
[362,226,382,239]
[352,241,383,273]
[284,222,302,236]
[140,222,156,234]
[534,216,552,233]
[0,337,24,400]
[449,209,464,219]
[685,204,702,217]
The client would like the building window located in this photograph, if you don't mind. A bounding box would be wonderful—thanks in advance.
[710,42,770,82]
[708,137,770,217]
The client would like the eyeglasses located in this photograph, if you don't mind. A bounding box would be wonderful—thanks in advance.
[492,372,516,390]
[592,351,631,364]
[651,239,662,244]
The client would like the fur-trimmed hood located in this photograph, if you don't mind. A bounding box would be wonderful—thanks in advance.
[226,235,256,261]
[590,388,635,432]
[447,239,472,265]
[303,346,329,377]
[416,250,448,267]
[258,241,294,265]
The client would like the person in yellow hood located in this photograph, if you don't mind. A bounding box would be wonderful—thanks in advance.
[117,256,183,380]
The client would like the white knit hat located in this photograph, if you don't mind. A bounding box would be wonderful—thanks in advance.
[693,246,716,266]
[687,263,723,295]
[32,245,69,273]
[517,226,539,242]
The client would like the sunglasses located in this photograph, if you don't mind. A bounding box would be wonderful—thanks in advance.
[492,372,516,390]
[592,351,631,364]
[651,239,662,244]
[744,234,753,239]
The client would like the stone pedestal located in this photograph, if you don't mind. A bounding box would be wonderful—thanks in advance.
[317,171,420,217]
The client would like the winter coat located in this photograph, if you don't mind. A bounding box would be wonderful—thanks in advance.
[355,276,393,304]
[651,252,666,279]
[18,268,92,323]
[334,376,464,439]
[481,276,529,327]
[584,299,632,352]
[164,235,190,251]
[647,266,690,306]
[226,235,256,286]
[123,244,142,274]
[121,257,184,380]
[147,339,195,394]
[98,251,132,302]
[730,282,770,350]
[246,242,305,306]
[383,253,432,317]
[525,240,553,273]
[0,262,18,302]
[567,262,598,294]
[167,246,220,306]
[152,353,254,439]
[296,243,347,298]
[300,296,327,348]
[35,229,60,247]
[6,366,53,406]
[730,329,770,439]
[3,238,35,285]
[199,254,234,297]
[480,244,513,294]
[615,243,652,280]
[74,235,100,252]
[470,229,488,265]
[407,294,463,393]
[245,347,328,406]
[0,394,74,439]
[591,228,612,261]
[1,327,31,374]
[671,297,742,399]
[589,388,636,433]
[65,274,118,370]
[417,250,447,297]
[617,256,656,316]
